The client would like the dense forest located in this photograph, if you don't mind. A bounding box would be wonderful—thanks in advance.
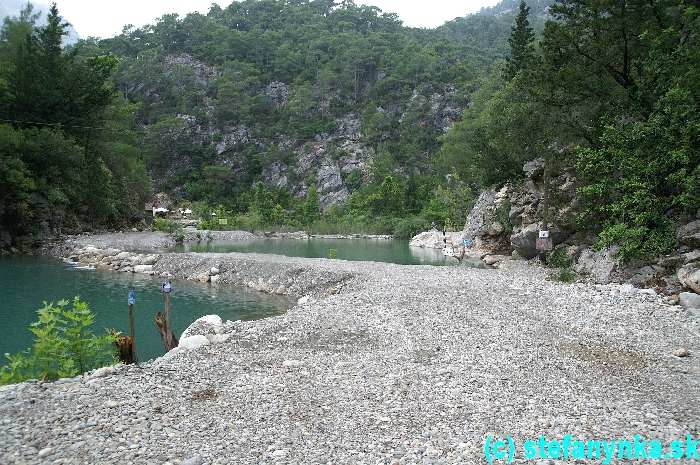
[0,0,698,262]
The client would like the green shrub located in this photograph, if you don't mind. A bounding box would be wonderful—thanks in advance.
[555,267,577,283]
[327,248,337,259]
[153,217,180,234]
[0,298,117,385]
[547,247,576,283]
[547,246,572,269]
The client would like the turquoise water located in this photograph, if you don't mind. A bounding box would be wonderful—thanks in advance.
[0,257,291,362]
[171,238,460,266]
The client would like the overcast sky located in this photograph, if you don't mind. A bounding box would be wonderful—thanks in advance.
[31,0,500,38]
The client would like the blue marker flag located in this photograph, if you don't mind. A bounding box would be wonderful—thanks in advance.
[128,290,136,305]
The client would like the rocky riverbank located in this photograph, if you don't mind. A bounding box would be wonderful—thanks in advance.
[2,233,700,464]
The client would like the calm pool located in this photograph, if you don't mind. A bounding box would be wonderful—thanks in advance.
[0,256,292,362]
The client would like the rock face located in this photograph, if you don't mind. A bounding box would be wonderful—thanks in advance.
[461,158,578,262]
[462,189,499,239]
[145,51,468,208]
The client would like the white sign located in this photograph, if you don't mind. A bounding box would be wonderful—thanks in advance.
[539,230,550,238]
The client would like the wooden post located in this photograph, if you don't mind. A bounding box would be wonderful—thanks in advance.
[128,303,137,363]
[164,291,172,349]
[156,281,178,352]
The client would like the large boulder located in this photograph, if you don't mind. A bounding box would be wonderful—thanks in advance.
[677,220,700,248]
[409,230,462,249]
[677,264,700,293]
[509,223,540,259]
[679,292,700,310]
[575,246,620,284]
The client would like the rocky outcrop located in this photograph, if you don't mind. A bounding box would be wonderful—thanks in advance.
[260,114,374,209]
[164,53,217,86]
[461,158,578,263]
[461,157,699,293]
[264,81,289,108]
[216,126,251,156]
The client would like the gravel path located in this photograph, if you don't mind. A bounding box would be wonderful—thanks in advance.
[1,251,699,465]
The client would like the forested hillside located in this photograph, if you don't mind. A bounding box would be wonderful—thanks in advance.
[91,0,514,230]
[0,0,697,263]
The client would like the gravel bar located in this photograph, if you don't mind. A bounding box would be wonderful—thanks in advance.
[1,250,699,464]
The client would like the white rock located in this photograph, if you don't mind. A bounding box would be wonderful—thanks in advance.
[141,255,158,265]
[209,266,220,276]
[133,265,153,274]
[297,295,310,305]
[673,347,690,358]
[38,447,52,458]
[178,335,210,350]
[210,275,220,284]
[409,230,462,249]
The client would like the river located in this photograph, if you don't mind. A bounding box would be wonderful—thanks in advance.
[0,256,292,362]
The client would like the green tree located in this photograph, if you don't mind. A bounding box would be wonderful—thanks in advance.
[302,184,320,225]
[503,0,535,80]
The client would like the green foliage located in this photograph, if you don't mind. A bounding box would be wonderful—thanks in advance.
[327,248,337,259]
[438,71,546,189]
[152,217,181,234]
[547,247,576,283]
[555,267,576,283]
[302,185,320,226]
[0,297,117,385]
[547,246,572,269]
[0,5,149,248]
[441,0,699,265]
[494,198,513,234]
[503,1,536,80]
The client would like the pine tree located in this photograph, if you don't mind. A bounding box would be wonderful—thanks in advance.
[504,1,535,80]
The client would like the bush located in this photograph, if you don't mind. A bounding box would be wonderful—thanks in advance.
[547,247,576,283]
[547,247,572,269]
[555,267,577,283]
[0,298,117,385]
[152,217,180,234]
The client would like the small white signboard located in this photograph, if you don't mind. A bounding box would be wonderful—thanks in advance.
[539,230,550,239]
